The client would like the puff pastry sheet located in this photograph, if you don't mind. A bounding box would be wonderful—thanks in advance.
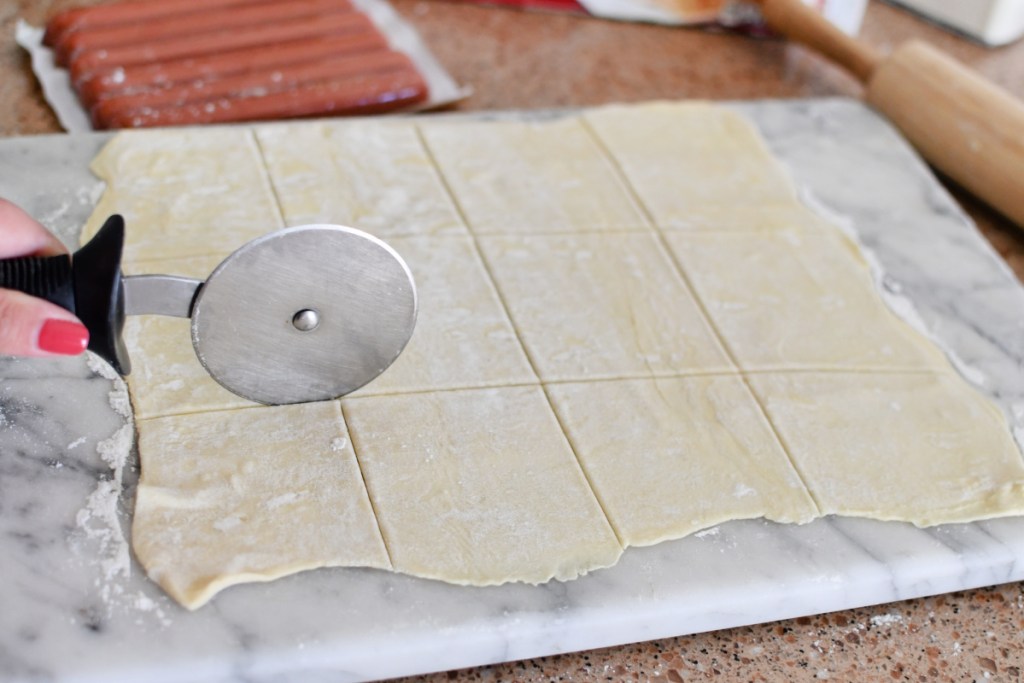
[82,105,1024,609]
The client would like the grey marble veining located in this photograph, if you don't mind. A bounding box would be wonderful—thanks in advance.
[2,99,1024,682]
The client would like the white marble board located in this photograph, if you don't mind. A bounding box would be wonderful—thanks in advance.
[1,98,1023,683]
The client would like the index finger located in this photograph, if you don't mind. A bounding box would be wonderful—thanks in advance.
[0,199,68,259]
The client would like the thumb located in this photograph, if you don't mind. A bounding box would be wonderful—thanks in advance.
[0,289,89,357]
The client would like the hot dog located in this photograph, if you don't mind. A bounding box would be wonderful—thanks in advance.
[56,0,355,66]
[98,67,428,128]
[44,0,276,46]
[69,10,375,83]
[49,0,435,128]
[90,50,414,127]
[77,33,389,108]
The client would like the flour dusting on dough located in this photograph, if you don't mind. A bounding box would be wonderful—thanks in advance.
[733,483,756,498]
[266,492,300,510]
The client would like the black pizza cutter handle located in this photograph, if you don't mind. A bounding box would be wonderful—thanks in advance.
[0,215,130,375]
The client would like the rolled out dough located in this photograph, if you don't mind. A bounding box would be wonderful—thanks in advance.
[81,102,1024,610]
[664,230,951,371]
[83,128,285,262]
[477,232,733,381]
[255,120,466,238]
[132,401,389,608]
[582,102,799,220]
[346,235,535,396]
[419,117,648,234]
[342,386,621,583]
[748,372,1024,526]
[546,376,818,547]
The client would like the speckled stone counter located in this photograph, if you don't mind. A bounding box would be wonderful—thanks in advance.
[3,2,1024,681]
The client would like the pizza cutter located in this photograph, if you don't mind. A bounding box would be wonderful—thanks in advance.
[0,215,417,405]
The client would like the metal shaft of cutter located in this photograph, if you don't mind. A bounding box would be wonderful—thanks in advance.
[123,274,203,318]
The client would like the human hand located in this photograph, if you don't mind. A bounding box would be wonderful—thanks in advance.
[0,199,89,357]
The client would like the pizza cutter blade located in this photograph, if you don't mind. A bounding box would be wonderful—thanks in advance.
[0,215,417,405]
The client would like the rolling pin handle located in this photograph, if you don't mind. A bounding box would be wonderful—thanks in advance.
[757,0,881,82]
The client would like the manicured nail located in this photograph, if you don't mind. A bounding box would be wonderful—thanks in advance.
[38,319,89,355]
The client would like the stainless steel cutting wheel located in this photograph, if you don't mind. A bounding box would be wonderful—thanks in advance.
[191,225,417,405]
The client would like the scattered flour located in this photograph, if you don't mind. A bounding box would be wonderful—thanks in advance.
[36,198,74,232]
[75,423,133,598]
[869,612,904,627]
[86,352,132,419]
[67,436,87,450]
[78,358,133,557]
[695,526,721,539]
[214,516,242,532]
[73,354,172,626]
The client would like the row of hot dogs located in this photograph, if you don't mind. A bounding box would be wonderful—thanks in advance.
[44,0,430,128]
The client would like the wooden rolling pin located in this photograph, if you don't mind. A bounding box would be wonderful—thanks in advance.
[756,0,1024,229]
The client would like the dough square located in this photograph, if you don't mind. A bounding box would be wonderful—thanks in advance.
[255,121,467,238]
[419,117,649,234]
[583,102,798,224]
[351,235,536,396]
[478,233,734,381]
[547,376,818,547]
[665,230,950,371]
[83,129,285,263]
[748,372,1024,526]
[133,401,389,610]
[121,255,256,419]
[342,386,623,584]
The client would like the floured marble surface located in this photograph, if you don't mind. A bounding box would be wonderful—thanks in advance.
[1,99,1023,683]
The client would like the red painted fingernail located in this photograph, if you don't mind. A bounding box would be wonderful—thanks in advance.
[38,319,89,355]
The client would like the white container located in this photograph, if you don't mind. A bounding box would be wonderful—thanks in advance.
[890,0,1024,46]
[574,0,868,33]
[815,0,869,35]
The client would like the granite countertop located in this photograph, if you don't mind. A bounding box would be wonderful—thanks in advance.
[3,1,1024,681]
